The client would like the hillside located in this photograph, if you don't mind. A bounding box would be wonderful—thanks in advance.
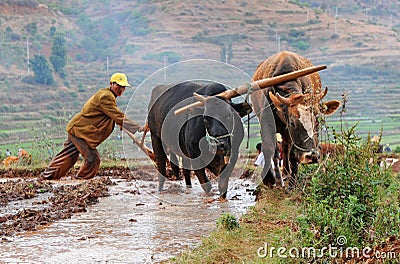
[0,0,399,147]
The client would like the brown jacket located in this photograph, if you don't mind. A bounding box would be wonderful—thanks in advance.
[66,88,140,149]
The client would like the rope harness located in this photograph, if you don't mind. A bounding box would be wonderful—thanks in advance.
[205,113,235,149]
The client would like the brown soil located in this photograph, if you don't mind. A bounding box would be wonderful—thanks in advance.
[0,166,157,237]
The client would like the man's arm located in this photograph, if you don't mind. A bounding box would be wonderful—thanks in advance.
[100,94,142,134]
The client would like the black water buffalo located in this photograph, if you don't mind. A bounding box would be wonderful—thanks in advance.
[251,51,341,188]
[147,81,251,198]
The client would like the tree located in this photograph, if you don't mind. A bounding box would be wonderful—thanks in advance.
[25,22,37,36]
[50,32,68,77]
[30,55,54,85]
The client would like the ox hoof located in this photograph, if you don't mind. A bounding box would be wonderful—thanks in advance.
[201,182,212,193]
[158,174,166,192]
[218,197,228,203]
[220,192,227,199]
[186,185,193,189]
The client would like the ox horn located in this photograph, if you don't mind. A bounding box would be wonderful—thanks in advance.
[174,65,327,115]
[193,92,207,104]
[316,87,328,101]
[271,92,291,106]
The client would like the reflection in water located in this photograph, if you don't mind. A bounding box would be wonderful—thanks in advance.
[1,178,256,263]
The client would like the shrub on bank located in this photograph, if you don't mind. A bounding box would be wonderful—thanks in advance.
[297,126,400,261]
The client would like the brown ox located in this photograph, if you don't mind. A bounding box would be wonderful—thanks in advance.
[1,156,19,166]
[319,143,345,159]
[251,51,340,188]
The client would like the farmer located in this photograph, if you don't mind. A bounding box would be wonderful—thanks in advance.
[40,72,142,180]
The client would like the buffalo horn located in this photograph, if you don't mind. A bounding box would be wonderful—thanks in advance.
[174,65,327,115]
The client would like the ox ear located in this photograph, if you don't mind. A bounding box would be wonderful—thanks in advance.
[321,100,341,115]
[231,101,252,118]
[269,92,284,112]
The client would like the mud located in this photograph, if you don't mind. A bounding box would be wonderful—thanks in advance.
[0,165,258,263]
[0,177,112,237]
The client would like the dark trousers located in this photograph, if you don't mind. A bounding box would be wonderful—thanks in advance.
[40,133,100,180]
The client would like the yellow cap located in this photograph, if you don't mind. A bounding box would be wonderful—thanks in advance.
[110,73,130,87]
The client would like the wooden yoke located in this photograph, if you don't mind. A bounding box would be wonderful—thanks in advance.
[173,65,327,115]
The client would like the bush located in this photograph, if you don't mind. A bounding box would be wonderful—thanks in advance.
[297,125,400,260]
[244,19,262,24]
[394,146,400,153]
[216,213,239,231]
[142,51,181,64]
[30,55,55,85]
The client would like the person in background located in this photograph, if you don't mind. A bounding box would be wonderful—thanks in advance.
[18,148,32,164]
[6,149,11,157]
[254,142,265,167]
[384,143,392,153]
[40,72,143,180]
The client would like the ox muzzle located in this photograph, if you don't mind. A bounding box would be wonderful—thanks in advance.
[300,148,320,164]
[206,133,232,156]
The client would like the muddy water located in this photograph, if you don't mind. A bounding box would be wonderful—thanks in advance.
[0,177,257,263]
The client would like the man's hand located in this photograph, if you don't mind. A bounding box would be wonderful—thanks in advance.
[138,123,149,133]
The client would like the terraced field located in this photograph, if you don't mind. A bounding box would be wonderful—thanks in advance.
[0,0,398,154]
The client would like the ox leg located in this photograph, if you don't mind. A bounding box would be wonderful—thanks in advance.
[218,130,241,198]
[194,169,212,193]
[273,146,284,187]
[151,135,167,191]
[260,141,276,187]
[218,161,232,199]
[169,153,181,180]
[218,118,244,198]
[182,158,192,188]
[287,150,299,189]
[262,166,276,187]
[281,137,291,182]
[257,119,277,187]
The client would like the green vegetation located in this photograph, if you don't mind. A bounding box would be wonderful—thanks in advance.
[24,22,38,36]
[281,29,311,52]
[126,10,152,36]
[192,32,247,63]
[29,54,55,85]
[50,32,68,78]
[297,129,399,260]
[192,32,248,46]
[244,18,263,24]
[216,213,240,231]
[142,51,181,64]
